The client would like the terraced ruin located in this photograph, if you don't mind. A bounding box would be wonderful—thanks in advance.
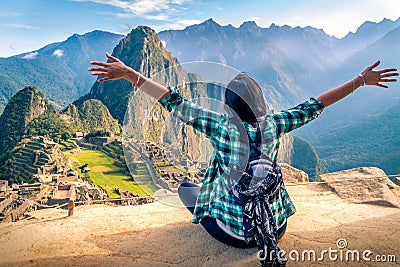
[1,137,65,184]
[66,140,158,198]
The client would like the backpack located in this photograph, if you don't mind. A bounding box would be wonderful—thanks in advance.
[235,120,274,194]
[232,120,287,267]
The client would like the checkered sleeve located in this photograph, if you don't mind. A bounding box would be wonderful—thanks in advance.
[159,87,224,139]
[272,97,324,136]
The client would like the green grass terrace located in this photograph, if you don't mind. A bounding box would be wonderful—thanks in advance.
[66,149,159,198]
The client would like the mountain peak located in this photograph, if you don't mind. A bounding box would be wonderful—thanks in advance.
[354,17,400,35]
[81,30,124,41]
[20,85,40,94]
[0,86,49,161]
[239,20,258,29]
[123,25,162,50]
[202,18,219,26]
[132,25,157,36]
[66,32,83,41]
[193,18,221,30]
[381,18,393,23]
[83,25,184,122]
[14,86,45,105]
[111,25,168,68]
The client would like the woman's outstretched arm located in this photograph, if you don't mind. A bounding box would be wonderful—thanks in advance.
[317,60,399,107]
[88,52,170,100]
[88,52,225,139]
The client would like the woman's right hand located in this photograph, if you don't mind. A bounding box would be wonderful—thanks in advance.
[88,52,170,100]
[88,52,139,83]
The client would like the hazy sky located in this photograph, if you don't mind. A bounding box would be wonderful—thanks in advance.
[1,0,399,57]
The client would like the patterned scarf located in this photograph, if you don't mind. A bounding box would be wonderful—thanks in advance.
[233,162,287,267]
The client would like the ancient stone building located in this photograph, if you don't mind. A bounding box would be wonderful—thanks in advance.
[0,180,8,192]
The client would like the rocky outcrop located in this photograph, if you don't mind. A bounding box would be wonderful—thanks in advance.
[280,163,309,183]
[320,167,400,208]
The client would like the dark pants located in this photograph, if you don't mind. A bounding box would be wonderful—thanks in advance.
[178,182,287,249]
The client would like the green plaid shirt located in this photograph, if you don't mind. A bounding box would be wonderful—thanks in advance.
[160,87,324,237]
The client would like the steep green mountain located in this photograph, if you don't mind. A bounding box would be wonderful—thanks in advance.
[0,86,73,183]
[0,86,51,162]
[290,136,327,181]
[0,85,120,182]
[77,26,189,123]
[0,86,78,166]
[77,26,208,161]
[0,30,123,113]
[63,99,121,134]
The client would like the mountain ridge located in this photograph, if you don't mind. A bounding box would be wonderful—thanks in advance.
[159,18,341,110]
[158,17,400,175]
[1,17,398,179]
[339,17,400,59]
[0,30,123,114]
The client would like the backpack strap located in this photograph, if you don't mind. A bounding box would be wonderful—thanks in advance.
[242,120,274,186]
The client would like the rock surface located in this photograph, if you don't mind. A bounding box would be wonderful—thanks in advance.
[280,163,309,183]
[0,179,399,267]
[320,167,400,208]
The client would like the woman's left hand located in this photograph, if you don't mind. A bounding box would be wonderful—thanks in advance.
[360,60,399,88]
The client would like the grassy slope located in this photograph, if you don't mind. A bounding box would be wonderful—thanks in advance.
[66,150,158,198]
